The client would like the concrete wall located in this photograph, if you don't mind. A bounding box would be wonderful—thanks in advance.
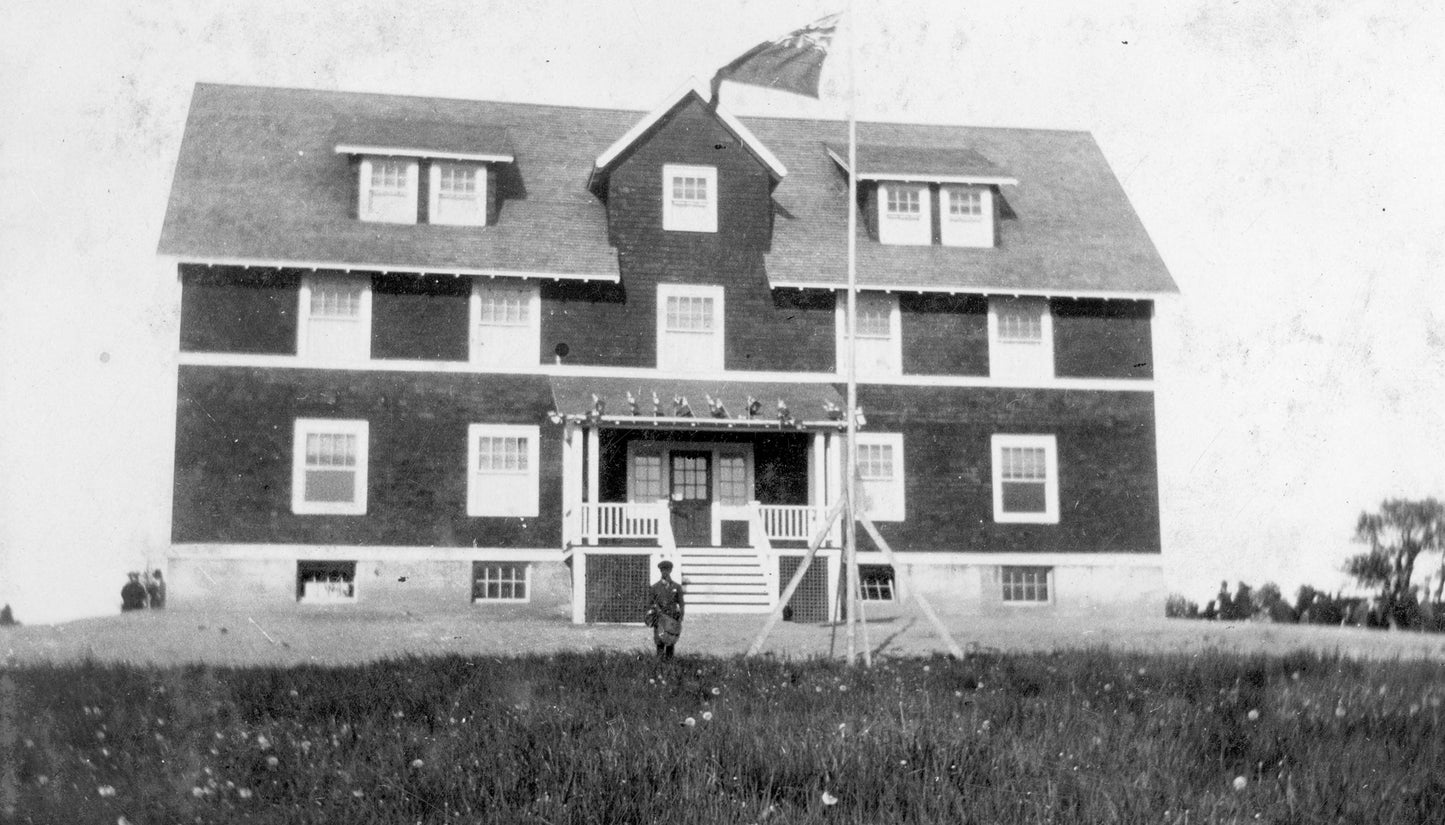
[859,554,1166,620]
[167,546,572,618]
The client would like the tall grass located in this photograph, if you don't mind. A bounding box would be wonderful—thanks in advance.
[8,649,1444,824]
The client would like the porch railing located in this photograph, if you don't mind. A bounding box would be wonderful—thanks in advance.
[757,504,827,542]
[578,502,666,544]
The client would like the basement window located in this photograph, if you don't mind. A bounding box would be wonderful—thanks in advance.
[859,565,895,601]
[473,562,529,602]
[297,560,357,603]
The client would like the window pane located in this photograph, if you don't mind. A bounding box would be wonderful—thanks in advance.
[305,469,356,503]
[634,454,663,500]
[1001,481,1047,513]
[718,455,748,505]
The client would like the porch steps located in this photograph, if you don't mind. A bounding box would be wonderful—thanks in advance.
[677,547,773,613]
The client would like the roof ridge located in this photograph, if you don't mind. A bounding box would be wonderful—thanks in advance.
[191,81,1092,137]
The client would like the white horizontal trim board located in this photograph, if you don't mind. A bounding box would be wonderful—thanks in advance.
[770,281,1166,301]
[334,144,515,163]
[170,544,562,562]
[167,255,619,283]
[877,551,1162,568]
[175,353,1155,393]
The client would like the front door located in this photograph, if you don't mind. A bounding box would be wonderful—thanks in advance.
[670,451,712,546]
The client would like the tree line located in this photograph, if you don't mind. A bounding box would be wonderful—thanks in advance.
[1169,498,1445,632]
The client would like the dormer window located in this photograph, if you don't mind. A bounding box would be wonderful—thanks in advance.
[877,183,931,245]
[663,164,718,233]
[360,158,419,224]
[429,162,487,226]
[942,185,994,248]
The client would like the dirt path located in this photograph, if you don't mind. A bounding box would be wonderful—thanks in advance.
[5,609,1444,667]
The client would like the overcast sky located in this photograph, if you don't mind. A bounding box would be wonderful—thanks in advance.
[3,0,1443,623]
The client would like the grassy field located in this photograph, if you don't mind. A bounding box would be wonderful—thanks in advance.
[6,645,1444,824]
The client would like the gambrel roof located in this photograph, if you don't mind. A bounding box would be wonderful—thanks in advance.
[159,83,1177,296]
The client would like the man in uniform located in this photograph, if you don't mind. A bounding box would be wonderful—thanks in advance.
[647,560,685,660]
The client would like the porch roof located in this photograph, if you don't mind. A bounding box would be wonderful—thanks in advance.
[548,376,848,430]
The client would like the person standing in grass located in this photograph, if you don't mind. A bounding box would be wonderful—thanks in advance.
[146,569,166,609]
[647,560,684,660]
[121,572,147,612]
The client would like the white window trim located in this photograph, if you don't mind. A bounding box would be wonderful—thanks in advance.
[469,280,541,368]
[467,423,541,517]
[662,163,718,233]
[656,283,725,372]
[298,274,372,362]
[856,432,905,522]
[291,419,370,515]
[428,161,488,227]
[941,185,995,248]
[877,182,932,246]
[835,293,902,377]
[472,561,532,604]
[990,434,1059,524]
[1000,565,1054,606]
[358,157,419,224]
[987,296,1054,380]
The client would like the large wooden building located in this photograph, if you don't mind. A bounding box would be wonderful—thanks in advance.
[158,81,1176,622]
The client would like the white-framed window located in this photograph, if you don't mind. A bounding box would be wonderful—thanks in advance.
[470,281,540,368]
[359,157,419,224]
[291,419,369,515]
[991,434,1059,524]
[662,164,718,233]
[856,432,905,522]
[717,453,751,506]
[629,450,665,502]
[298,274,371,362]
[878,182,931,245]
[657,283,724,372]
[941,185,994,248]
[1001,566,1052,604]
[837,292,902,377]
[988,296,1053,381]
[467,424,540,517]
[859,564,896,601]
[429,162,487,226]
[472,562,530,602]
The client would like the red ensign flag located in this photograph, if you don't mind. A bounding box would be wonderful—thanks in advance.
[710,13,840,102]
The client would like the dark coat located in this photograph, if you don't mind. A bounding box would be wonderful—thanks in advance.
[121,581,147,611]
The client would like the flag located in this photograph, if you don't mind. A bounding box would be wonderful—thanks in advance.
[710,13,840,102]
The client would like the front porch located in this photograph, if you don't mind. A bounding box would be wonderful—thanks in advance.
[550,377,851,623]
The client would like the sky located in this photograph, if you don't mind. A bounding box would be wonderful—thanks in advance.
[2,0,1443,623]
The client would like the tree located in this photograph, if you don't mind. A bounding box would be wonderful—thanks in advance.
[1348,498,1445,624]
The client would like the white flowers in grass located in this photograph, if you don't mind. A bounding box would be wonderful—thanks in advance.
[238,788,253,800]
[97,785,116,797]
[821,791,838,805]
[711,687,721,696]
[256,734,270,750]
[1247,709,1260,721]
[701,711,713,721]
[411,759,425,769]
[266,755,279,769]
[683,717,697,727]
[1233,776,1248,791]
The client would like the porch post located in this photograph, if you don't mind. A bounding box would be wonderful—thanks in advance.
[571,547,587,624]
[562,421,581,547]
[824,432,843,547]
[809,431,826,515]
[586,425,601,508]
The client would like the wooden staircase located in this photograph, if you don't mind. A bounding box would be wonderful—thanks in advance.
[675,546,774,614]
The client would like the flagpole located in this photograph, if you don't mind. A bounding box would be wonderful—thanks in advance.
[843,0,863,668]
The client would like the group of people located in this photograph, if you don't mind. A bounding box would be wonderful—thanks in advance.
[120,569,166,612]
